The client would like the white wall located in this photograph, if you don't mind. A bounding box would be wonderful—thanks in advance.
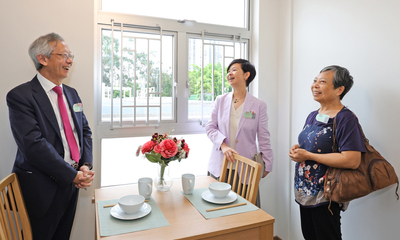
[273,0,400,239]
[2,1,399,240]
[0,1,95,239]
[251,0,279,230]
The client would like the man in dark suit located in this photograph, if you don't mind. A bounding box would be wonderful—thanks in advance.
[6,33,95,240]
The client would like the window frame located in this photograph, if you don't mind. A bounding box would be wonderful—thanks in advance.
[95,5,253,186]
[96,11,251,135]
[100,26,177,128]
[187,34,249,125]
[100,0,251,29]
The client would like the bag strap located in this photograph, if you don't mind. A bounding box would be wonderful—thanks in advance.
[333,110,367,150]
[326,117,338,215]
[334,110,372,152]
[332,117,338,153]
[349,112,371,150]
[329,112,374,214]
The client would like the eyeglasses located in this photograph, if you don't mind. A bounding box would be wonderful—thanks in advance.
[51,53,74,61]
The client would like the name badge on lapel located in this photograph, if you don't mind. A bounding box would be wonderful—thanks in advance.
[244,111,256,119]
[73,103,83,112]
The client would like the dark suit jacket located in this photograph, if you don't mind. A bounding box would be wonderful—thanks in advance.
[6,75,93,218]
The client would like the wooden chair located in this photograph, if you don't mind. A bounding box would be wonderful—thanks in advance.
[219,153,262,205]
[0,173,32,240]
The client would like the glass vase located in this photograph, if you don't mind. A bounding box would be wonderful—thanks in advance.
[154,162,173,191]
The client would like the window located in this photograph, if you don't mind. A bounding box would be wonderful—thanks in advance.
[188,37,247,123]
[101,27,175,127]
[96,2,251,187]
[101,0,249,28]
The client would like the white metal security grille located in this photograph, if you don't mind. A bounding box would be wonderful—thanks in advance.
[198,33,247,126]
[109,20,166,129]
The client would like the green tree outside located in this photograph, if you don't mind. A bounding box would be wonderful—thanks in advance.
[102,32,229,101]
[188,62,231,101]
[102,32,173,98]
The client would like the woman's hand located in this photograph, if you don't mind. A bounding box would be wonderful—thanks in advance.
[289,144,310,163]
[289,144,300,156]
[221,142,239,162]
[289,144,361,169]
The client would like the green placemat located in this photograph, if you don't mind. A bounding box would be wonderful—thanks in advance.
[98,197,169,237]
[182,188,258,219]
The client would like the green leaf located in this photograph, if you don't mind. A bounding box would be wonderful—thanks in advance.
[145,153,162,163]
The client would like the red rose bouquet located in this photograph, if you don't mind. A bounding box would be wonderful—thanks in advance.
[137,131,190,191]
[137,132,190,163]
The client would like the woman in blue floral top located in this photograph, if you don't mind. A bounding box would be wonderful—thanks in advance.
[289,65,365,240]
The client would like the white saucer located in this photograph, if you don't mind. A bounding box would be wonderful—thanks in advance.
[201,190,237,204]
[110,203,152,220]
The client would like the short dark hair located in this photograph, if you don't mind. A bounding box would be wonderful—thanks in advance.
[320,65,353,100]
[227,59,256,87]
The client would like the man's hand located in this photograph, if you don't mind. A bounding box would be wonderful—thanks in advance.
[73,165,95,189]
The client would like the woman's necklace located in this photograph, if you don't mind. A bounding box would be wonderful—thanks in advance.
[234,95,245,103]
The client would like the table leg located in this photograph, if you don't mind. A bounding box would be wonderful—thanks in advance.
[259,223,273,240]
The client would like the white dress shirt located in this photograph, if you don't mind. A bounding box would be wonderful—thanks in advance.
[229,102,243,169]
[37,73,80,165]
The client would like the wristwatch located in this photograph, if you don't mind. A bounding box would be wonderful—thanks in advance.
[83,162,93,170]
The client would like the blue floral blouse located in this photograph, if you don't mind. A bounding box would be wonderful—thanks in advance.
[294,107,365,208]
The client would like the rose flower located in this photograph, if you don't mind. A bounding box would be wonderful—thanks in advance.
[156,139,178,158]
[141,140,157,154]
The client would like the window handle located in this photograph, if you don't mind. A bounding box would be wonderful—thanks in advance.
[186,80,191,98]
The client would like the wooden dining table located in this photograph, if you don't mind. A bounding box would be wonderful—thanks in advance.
[94,176,275,239]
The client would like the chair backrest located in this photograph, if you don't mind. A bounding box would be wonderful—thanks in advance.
[0,222,7,240]
[0,173,32,240]
[219,153,261,205]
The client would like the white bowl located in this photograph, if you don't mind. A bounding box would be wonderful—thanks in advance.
[118,195,145,214]
[208,182,231,198]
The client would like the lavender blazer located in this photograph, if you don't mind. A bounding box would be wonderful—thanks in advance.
[206,92,274,177]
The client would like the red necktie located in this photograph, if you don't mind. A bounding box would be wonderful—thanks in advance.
[53,86,79,163]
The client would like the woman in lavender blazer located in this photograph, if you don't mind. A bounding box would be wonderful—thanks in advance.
[206,59,274,185]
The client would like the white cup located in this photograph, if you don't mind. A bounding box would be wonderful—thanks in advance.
[138,177,153,200]
[182,173,195,195]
